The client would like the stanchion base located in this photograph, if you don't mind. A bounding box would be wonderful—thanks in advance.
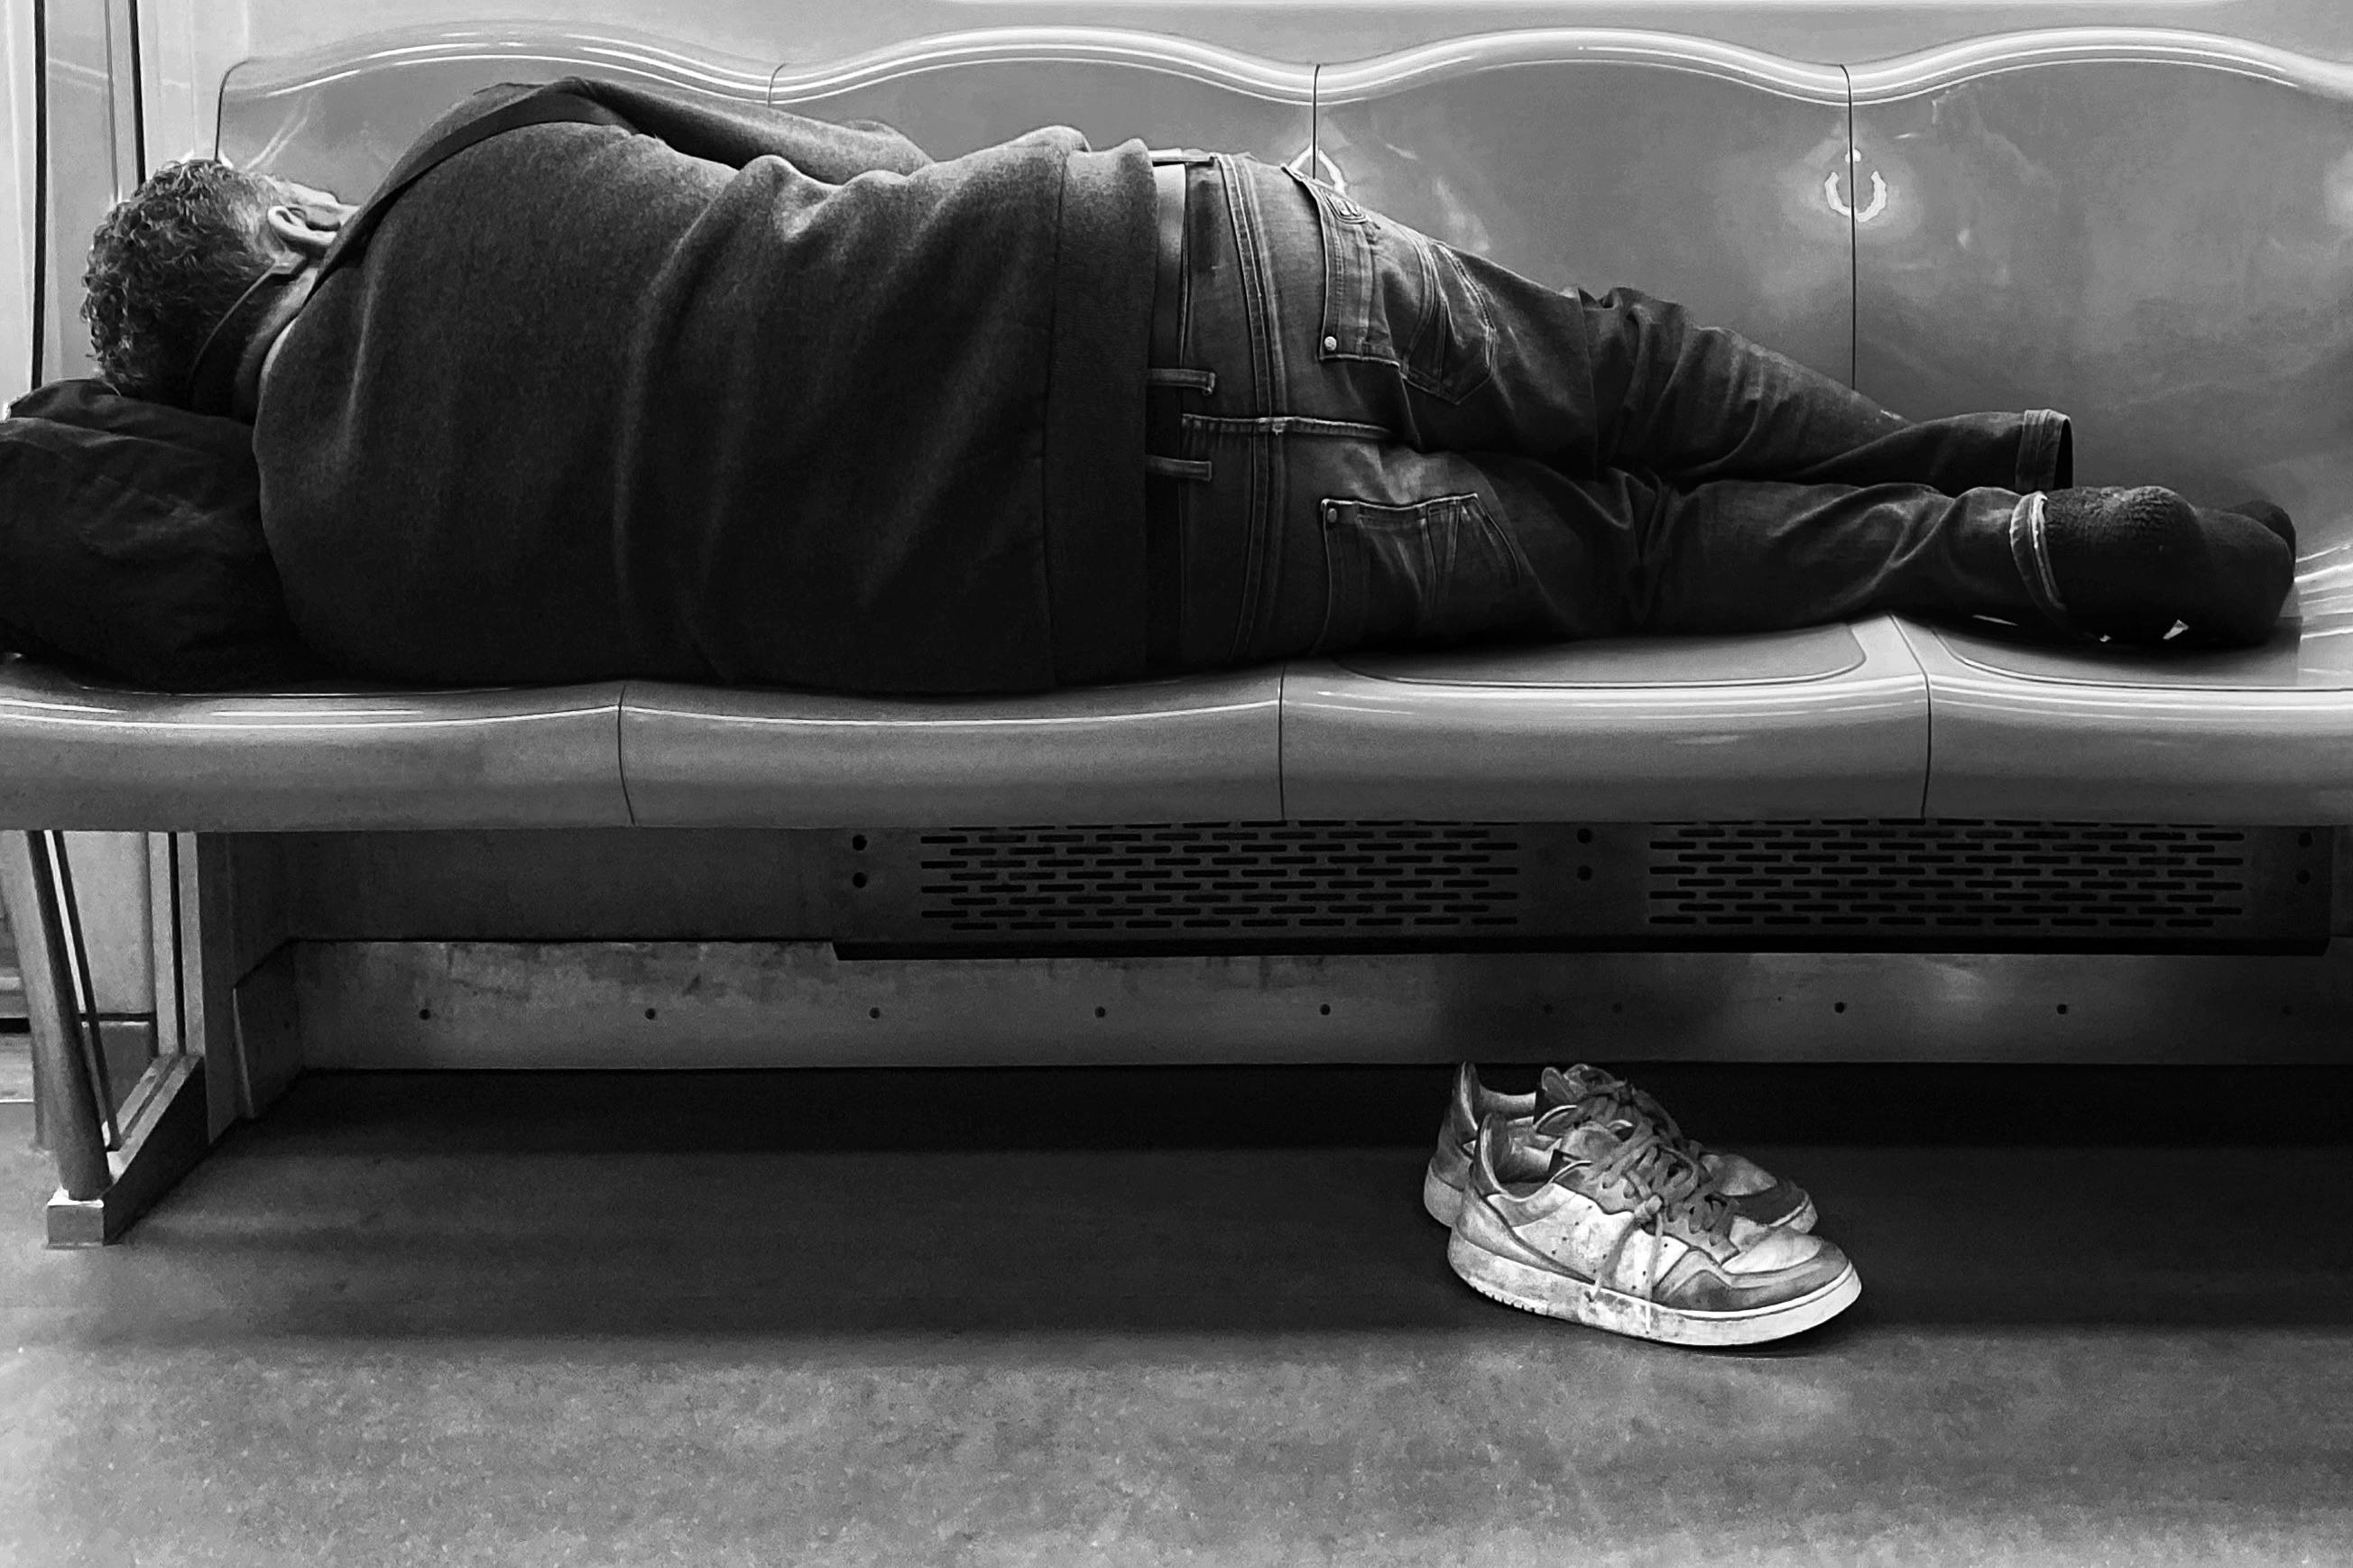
[44,1057,211,1248]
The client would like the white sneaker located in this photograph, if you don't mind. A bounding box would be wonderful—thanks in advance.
[1424,1062,1816,1233]
[1447,1110,1859,1347]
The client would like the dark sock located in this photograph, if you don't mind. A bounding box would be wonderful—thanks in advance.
[2185,503,2297,647]
[2040,486,2292,648]
[2225,498,2297,554]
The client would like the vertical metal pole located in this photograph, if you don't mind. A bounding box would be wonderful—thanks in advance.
[0,833,109,1200]
[118,0,143,180]
[28,0,49,388]
[46,833,120,1142]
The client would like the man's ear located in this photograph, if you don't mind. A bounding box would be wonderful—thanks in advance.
[263,203,341,259]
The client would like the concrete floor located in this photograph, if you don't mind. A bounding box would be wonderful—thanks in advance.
[3,1065,2350,1566]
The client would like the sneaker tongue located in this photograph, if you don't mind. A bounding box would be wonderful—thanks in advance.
[1527,1107,1625,1174]
[1529,1102,1588,1139]
[1546,1119,1625,1163]
[1537,1065,1598,1107]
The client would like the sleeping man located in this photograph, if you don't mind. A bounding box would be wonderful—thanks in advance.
[81,77,2294,695]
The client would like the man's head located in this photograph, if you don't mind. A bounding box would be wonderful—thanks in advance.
[81,160,351,404]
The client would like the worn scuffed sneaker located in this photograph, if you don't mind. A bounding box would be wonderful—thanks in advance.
[1422,1063,1816,1234]
[1447,1111,1861,1347]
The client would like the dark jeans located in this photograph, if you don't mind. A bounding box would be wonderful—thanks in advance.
[1147,152,2075,669]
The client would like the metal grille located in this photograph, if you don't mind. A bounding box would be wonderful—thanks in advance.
[1647,821,2282,933]
[846,819,2326,952]
[912,823,1525,935]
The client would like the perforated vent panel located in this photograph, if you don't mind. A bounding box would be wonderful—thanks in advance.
[909,824,1525,935]
[1645,822,2293,934]
[837,820,2330,953]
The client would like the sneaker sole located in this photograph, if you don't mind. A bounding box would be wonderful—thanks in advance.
[1446,1226,1861,1348]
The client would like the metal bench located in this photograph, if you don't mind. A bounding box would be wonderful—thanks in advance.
[8,13,2350,1242]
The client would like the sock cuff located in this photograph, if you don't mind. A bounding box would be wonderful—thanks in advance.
[2007,492,2078,634]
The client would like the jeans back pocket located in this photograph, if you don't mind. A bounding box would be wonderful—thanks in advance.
[1317,491,1527,653]
[1287,170,1496,405]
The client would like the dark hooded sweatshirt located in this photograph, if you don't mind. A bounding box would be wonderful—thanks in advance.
[254,79,1159,692]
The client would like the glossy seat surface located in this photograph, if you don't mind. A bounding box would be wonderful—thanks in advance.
[1902,601,2353,823]
[621,672,1285,827]
[0,661,632,830]
[1284,622,1929,821]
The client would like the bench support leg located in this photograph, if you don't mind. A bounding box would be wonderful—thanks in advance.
[1,833,114,1204]
[0,831,256,1246]
[42,1055,210,1247]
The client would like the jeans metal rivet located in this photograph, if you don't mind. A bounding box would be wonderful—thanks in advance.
[1323,335,1339,352]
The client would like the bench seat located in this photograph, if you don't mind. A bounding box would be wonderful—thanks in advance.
[0,663,631,830]
[1903,600,2353,824]
[11,613,2353,830]
[1280,621,1929,821]
[620,669,1284,827]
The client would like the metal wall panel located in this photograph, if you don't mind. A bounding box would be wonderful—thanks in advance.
[58,828,150,1009]
[264,819,2330,955]
[1315,33,1853,385]
[295,936,2353,1068]
[279,828,849,940]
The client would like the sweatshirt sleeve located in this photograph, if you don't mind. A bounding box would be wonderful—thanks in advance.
[548,76,933,180]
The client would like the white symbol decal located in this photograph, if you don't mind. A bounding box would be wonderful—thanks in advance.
[1825,166,1889,224]
[1283,145,1349,195]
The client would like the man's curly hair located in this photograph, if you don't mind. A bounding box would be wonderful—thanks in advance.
[81,159,296,403]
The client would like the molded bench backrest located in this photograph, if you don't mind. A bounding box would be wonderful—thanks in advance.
[216,31,1315,214]
[1850,35,2353,526]
[221,23,2353,514]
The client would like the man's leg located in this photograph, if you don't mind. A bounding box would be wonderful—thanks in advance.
[1162,154,2060,660]
[1157,155,2284,655]
[1168,424,2048,665]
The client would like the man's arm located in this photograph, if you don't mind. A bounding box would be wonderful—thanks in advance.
[547,76,932,180]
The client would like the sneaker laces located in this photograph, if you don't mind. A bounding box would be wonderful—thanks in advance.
[1585,1120,1733,1239]
[1555,1069,1712,1165]
[1546,1114,1737,1300]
